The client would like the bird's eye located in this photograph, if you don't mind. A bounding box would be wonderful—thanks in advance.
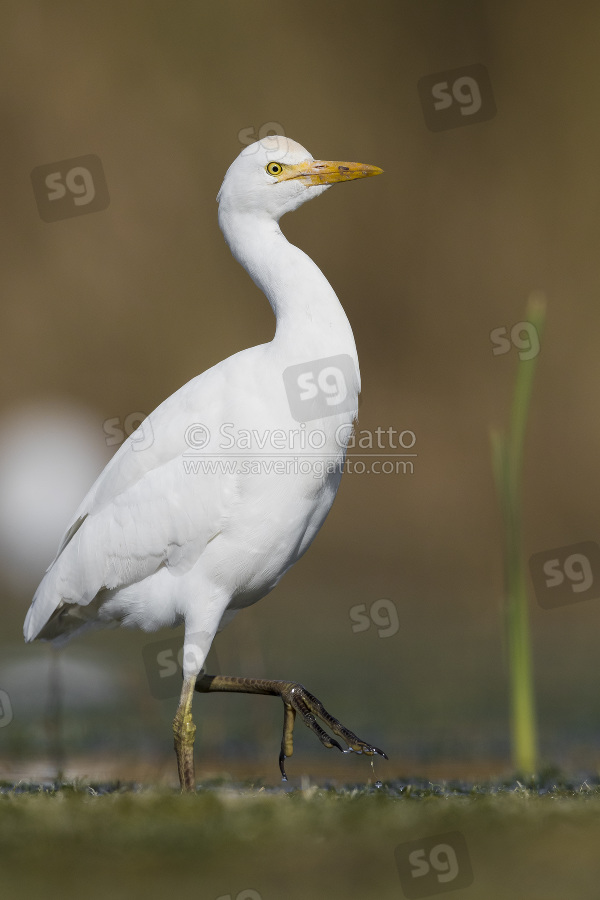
[266,162,283,176]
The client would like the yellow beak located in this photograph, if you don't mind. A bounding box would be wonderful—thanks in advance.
[279,159,383,185]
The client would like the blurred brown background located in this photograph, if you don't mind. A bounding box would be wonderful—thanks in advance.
[1,0,600,783]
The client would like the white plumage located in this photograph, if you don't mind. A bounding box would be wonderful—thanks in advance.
[24,136,384,788]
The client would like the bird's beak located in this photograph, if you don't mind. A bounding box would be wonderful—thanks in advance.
[279,159,383,186]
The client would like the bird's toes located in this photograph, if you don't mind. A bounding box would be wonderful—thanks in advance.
[347,738,388,758]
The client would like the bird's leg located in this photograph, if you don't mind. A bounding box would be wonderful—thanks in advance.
[195,674,387,781]
[173,674,197,792]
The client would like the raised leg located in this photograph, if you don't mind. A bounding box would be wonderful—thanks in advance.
[195,674,387,780]
[173,673,197,792]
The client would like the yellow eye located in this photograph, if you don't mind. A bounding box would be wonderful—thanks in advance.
[266,162,283,176]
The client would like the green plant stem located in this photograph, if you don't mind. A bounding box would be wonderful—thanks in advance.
[491,291,546,774]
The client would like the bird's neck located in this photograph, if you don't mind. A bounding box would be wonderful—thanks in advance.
[219,211,358,365]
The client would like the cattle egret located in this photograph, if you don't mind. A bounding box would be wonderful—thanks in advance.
[24,136,386,791]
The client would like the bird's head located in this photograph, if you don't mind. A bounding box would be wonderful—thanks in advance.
[217,136,382,222]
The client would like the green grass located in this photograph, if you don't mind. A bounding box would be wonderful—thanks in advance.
[2,776,600,900]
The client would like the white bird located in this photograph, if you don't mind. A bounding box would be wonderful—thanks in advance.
[24,136,386,791]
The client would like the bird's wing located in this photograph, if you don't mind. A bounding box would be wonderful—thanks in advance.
[24,350,259,642]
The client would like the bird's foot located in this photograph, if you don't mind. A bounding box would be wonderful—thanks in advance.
[276,681,388,780]
[195,674,387,781]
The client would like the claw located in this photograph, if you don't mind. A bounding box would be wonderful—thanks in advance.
[279,750,288,782]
